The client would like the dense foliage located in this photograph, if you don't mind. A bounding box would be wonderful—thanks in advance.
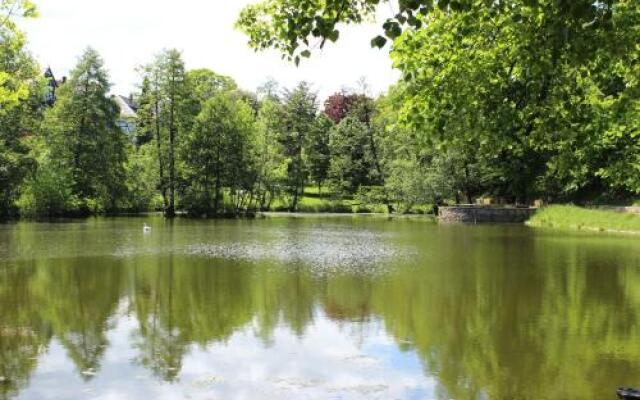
[237,0,640,206]
[392,1,640,203]
[0,0,39,218]
[0,1,639,219]
[236,0,618,62]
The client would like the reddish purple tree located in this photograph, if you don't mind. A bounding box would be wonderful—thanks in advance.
[323,92,374,124]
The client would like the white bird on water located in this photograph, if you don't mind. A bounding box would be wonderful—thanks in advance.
[143,223,151,233]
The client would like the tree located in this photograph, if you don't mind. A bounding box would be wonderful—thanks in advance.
[279,82,317,211]
[159,49,188,217]
[16,138,77,217]
[181,92,256,216]
[138,50,190,217]
[391,2,640,203]
[185,68,237,118]
[324,90,382,195]
[0,0,37,111]
[236,0,612,61]
[0,0,39,218]
[323,92,359,124]
[306,115,331,194]
[138,67,168,212]
[328,116,373,194]
[122,144,158,212]
[254,94,286,210]
[43,48,127,213]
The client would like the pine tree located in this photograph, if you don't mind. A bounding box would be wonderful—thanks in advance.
[306,115,331,194]
[159,49,188,218]
[138,68,168,212]
[279,82,317,211]
[138,50,189,217]
[44,47,127,213]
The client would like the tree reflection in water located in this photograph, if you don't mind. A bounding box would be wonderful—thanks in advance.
[0,218,639,399]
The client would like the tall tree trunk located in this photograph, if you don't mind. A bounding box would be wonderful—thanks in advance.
[213,173,221,217]
[213,147,221,217]
[154,98,168,213]
[464,163,472,204]
[166,82,176,218]
[367,127,384,185]
[291,184,299,212]
[291,158,301,212]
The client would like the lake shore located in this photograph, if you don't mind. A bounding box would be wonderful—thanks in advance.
[526,205,640,235]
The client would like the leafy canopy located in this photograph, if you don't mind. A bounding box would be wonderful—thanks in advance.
[236,0,618,63]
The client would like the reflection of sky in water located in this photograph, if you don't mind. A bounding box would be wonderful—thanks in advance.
[5,218,640,400]
[17,309,434,400]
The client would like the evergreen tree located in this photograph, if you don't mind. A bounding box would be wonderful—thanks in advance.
[159,49,188,218]
[138,50,189,217]
[306,115,331,194]
[43,47,127,213]
[137,67,168,212]
[254,95,285,210]
[328,116,373,194]
[279,82,317,211]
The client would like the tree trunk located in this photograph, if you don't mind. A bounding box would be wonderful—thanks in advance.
[213,173,221,217]
[154,98,168,213]
[464,162,472,204]
[291,186,299,212]
[166,80,176,218]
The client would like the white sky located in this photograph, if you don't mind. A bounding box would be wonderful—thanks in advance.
[20,0,400,100]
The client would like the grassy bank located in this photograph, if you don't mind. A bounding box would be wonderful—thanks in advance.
[269,187,434,215]
[527,205,640,234]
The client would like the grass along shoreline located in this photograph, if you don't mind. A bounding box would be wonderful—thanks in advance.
[527,205,640,234]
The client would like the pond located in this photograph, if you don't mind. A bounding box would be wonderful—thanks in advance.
[0,215,639,400]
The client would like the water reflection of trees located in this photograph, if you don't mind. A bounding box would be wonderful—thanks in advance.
[2,229,640,399]
[368,232,640,400]
[0,263,51,400]
[39,258,123,379]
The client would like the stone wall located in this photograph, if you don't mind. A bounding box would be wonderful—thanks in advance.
[438,206,537,224]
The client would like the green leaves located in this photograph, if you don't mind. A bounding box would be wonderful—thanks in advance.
[370,35,387,48]
[383,19,402,40]
[182,92,257,216]
[43,48,128,213]
[236,0,623,65]
[389,0,640,200]
[326,29,340,43]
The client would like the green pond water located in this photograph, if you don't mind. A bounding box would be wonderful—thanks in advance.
[0,215,639,400]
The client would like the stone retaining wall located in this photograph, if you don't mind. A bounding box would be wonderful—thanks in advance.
[439,206,537,223]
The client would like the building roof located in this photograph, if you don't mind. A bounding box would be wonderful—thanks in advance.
[113,95,138,119]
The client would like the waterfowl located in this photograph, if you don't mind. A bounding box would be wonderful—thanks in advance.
[618,387,640,400]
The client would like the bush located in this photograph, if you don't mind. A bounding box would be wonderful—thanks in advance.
[297,200,352,213]
[17,157,79,217]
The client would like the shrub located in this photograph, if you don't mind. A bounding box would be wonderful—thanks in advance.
[17,157,79,217]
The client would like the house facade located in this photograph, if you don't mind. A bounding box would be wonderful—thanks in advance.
[113,95,138,137]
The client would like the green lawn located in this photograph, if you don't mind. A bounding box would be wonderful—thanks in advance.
[527,205,640,233]
[266,187,431,214]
